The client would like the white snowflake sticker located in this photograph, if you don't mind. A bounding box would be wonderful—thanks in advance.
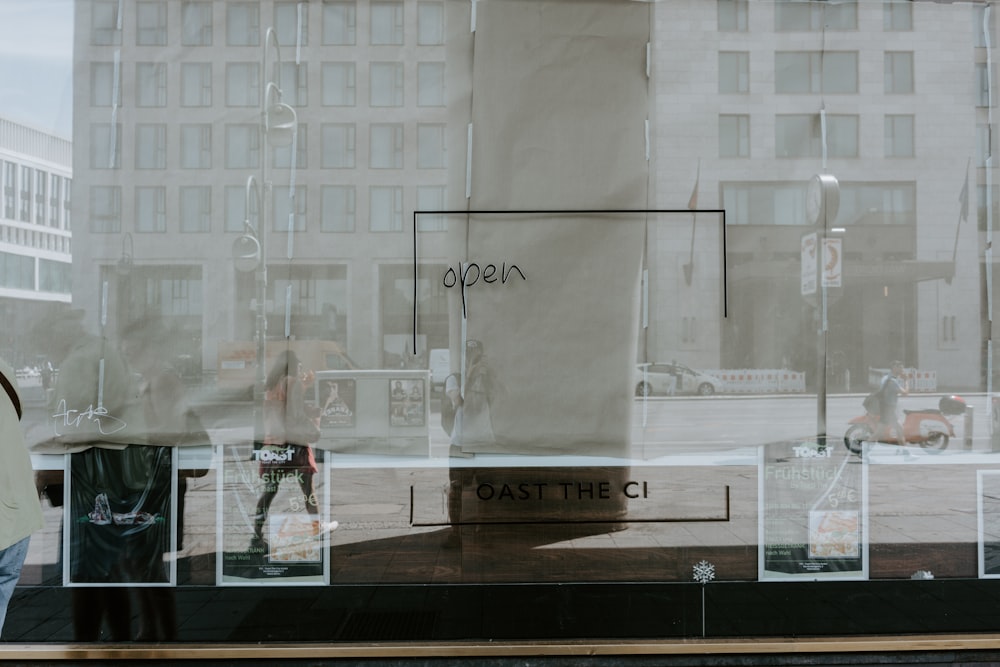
[692,560,716,584]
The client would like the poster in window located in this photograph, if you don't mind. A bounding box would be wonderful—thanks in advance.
[389,378,425,426]
[978,470,1000,577]
[318,378,355,428]
[217,443,331,585]
[759,439,868,581]
[66,445,176,586]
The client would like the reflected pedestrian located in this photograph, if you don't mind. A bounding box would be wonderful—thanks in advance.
[251,350,337,553]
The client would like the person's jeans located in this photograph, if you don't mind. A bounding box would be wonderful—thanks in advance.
[0,536,31,636]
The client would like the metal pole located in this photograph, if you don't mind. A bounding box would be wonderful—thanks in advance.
[818,272,827,447]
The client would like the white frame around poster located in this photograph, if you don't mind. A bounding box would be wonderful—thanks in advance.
[63,447,178,587]
[758,440,869,582]
[977,470,1000,578]
[215,442,331,586]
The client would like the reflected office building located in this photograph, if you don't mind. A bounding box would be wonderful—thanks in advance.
[0,118,72,368]
[64,0,994,397]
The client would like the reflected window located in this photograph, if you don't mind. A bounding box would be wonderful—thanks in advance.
[225,184,258,233]
[977,123,997,167]
[416,186,446,231]
[884,52,914,94]
[371,62,404,107]
[837,182,916,225]
[978,184,1000,231]
[417,2,444,45]
[89,123,121,169]
[136,124,167,169]
[323,1,356,45]
[275,1,308,46]
[321,124,356,168]
[179,186,212,233]
[225,125,260,169]
[91,0,122,45]
[34,170,47,225]
[136,1,168,46]
[417,124,446,168]
[977,63,995,107]
[776,0,857,30]
[371,2,404,45]
[272,185,307,232]
[721,182,807,226]
[18,166,30,223]
[90,186,122,233]
[884,0,912,31]
[243,265,347,343]
[181,1,213,46]
[181,63,213,107]
[0,252,34,290]
[322,185,356,232]
[278,62,308,106]
[136,62,167,107]
[718,0,748,31]
[91,62,120,107]
[271,126,307,170]
[417,62,445,106]
[226,63,260,107]
[775,114,857,158]
[2,162,14,219]
[775,52,857,94]
[49,175,62,228]
[136,186,166,233]
[884,115,914,158]
[227,2,260,46]
[63,183,71,231]
[39,259,70,294]
[719,115,749,157]
[370,186,403,232]
[181,124,212,169]
[120,267,203,347]
[370,124,403,168]
[322,62,356,106]
[719,52,749,93]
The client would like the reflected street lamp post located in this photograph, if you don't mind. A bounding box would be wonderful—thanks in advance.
[231,27,298,447]
[804,174,842,447]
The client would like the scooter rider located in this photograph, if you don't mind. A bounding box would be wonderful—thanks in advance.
[879,361,909,446]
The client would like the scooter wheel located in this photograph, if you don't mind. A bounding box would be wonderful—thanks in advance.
[919,432,948,452]
[843,424,871,455]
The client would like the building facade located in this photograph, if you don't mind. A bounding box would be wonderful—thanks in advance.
[0,117,72,368]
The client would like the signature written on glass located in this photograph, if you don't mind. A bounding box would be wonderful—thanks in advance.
[52,399,127,436]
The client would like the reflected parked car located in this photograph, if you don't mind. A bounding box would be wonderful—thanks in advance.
[635,362,721,397]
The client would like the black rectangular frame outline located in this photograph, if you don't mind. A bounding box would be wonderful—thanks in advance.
[411,209,728,354]
[408,485,731,527]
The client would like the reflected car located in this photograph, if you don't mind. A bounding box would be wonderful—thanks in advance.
[634,363,721,397]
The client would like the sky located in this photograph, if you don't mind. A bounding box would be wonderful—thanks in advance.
[0,0,74,138]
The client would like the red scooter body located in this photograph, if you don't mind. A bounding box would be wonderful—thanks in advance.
[843,395,966,454]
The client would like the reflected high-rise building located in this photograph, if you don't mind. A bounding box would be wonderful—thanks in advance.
[0,117,72,368]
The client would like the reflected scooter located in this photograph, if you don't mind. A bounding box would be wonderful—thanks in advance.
[842,395,967,455]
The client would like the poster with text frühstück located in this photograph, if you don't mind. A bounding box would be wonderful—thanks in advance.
[217,442,330,585]
[759,440,868,581]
